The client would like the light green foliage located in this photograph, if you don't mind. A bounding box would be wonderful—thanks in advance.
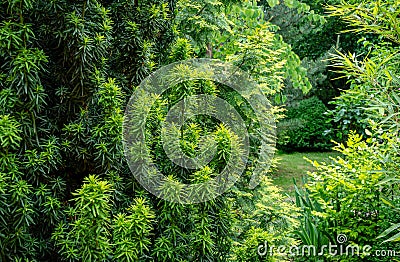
[174,0,231,54]
[0,115,22,151]
[213,1,312,97]
[168,38,194,62]
[328,0,400,135]
[53,176,155,261]
[113,199,155,261]
[327,0,400,45]
[231,177,300,262]
[53,175,113,261]
[305,131,400,261]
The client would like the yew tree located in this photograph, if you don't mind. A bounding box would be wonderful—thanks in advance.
[0,0,311,261]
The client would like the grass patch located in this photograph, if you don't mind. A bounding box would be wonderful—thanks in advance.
[271,151,341,195]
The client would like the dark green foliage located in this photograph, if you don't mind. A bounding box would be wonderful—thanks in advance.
[290,0,363,60]
[0,0,174,260]
[282,48,340,106]
[277,97,333,151]
[263,1,324,52]
[0,0,310,260]
[293,179,331,262]
[325,88,370,142]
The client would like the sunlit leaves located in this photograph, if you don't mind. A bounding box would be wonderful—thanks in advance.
[175,0,229,52]
[327,0,400,45]
[213,1,311,96]
[54,176,156,261]
[0,22,34,54]
[0,115,22,151]
[54,175,112,261]
[328,1,400,135]
[305,130,400,250]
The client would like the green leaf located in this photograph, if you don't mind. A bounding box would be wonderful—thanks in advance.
[267,0,280,8]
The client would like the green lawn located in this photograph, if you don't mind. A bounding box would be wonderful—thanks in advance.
[271,151,341,195]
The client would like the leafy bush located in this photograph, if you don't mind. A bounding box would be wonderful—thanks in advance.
[325,88,370,142]
[305,131,400,261]
[277,97,333,151]
[328,1,400,137]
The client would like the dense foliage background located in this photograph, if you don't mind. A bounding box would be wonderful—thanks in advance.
[1,0,400,261]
